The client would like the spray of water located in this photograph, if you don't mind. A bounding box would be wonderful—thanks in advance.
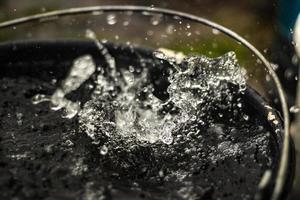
[31,29,247,147]
[77,45,247,145]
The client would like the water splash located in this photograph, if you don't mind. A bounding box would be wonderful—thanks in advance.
[78,49,247,145]
[32,55,96,118]
[31,39,247,145]
[85,29,116,77]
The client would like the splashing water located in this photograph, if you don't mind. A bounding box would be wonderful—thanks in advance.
[32,55,96,118]
[31,31,246,145]
[85,29,116,77]
[77,46,247,145]
[24,40,281,199]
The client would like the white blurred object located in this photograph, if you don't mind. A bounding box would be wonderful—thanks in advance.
[294,14,300,57]
[293,14,300,123]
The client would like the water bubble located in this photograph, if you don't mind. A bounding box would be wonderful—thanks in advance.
[191,115,197,121]
[161,134,173,145]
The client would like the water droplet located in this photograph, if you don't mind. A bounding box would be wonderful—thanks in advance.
[150,14,162,26]
[65,139,74,147]
[161,134,173,145]
[32,94,50,104]
[86,29,116,77]
[123,20,130,26]
[284,68,295,80]
[128,65,135,73]
[166,24,175,34]
[91,11,103,16]
[243,114,249,121]
[100,145,108,155]
[267,112,275,121]
[290,105,300,113]
[159,170,164,177]
[271,63,279,71]
[51,78,57,85]
[212,28,220,35]
[106,14,117,25]
[16,112,23,126]
[123,71,135,85]
[62,102,80,119]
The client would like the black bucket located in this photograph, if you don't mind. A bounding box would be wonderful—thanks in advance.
[0,40,295,200]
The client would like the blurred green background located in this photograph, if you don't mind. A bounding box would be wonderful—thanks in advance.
[0,0,299,199]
